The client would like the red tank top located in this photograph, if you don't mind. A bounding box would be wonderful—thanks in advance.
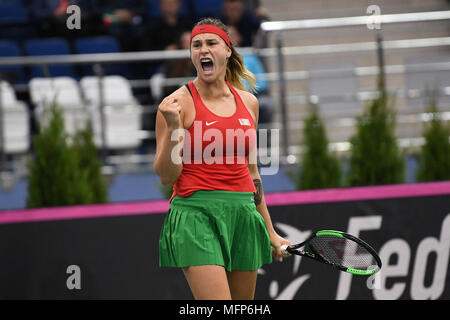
[172,81,257,198]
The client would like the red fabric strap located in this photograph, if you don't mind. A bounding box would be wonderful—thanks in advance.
[190,24,231,48]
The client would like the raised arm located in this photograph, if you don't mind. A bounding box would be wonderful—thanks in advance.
[153,93,185,186]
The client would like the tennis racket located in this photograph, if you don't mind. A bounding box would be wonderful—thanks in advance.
[273,230,382,276]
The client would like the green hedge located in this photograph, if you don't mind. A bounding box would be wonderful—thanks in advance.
[27,104,108,208]
[346,90,404,186]
[297,105,341,190]
[416,94,450,182]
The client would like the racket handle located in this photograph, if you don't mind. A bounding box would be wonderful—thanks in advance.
[271,244,289,255]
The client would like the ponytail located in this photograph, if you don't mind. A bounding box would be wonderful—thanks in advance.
[226,46,256,91]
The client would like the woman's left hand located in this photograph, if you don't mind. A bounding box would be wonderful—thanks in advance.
[270,232,291,262]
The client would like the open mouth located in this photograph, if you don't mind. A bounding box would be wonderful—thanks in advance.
[200,58,214,74]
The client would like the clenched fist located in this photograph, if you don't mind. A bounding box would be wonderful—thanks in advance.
[158,96,182,129]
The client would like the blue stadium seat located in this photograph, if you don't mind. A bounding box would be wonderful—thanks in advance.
[0,1,28,24]
[75,36,120,54]
[0,1,36,40]
[24,38,76,78]
[0,40,26,84]
[75,36,129,77]
[147,0,190,18]
[192,0,223,17]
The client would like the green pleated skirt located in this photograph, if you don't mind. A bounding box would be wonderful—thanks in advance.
[159,190,272,271]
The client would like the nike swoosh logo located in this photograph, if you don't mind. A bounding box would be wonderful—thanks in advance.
[206,121,218,126]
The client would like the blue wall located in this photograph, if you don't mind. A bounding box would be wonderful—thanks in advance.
[0,169,297,210]
[0,156,420,211]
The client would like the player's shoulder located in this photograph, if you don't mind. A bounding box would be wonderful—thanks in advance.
[164,85,190,101]
[236,88,258,107]
[235,87,259,112]
[235,87,258,103]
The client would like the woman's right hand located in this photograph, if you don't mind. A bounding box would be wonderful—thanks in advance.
[158,96,182,129]
[154,94,185,185]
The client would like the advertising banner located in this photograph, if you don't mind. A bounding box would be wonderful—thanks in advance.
[0,182,449,300]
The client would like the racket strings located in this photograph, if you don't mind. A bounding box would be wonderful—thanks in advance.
[307,236,375,270]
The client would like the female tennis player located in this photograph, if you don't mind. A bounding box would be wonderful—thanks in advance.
[154,17,290,300]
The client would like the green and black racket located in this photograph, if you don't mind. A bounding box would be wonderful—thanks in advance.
[274,230,382,276]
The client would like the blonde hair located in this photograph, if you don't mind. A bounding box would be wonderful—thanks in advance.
[193,18,256,91]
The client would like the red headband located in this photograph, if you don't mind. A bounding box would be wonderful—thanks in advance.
[190,24,231,48]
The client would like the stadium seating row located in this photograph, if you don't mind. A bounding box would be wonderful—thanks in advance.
[1,76,143,154]
[0,37,127,83]
[307,56,450,118]
[0,0,223,42]
[0,0,223,23]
